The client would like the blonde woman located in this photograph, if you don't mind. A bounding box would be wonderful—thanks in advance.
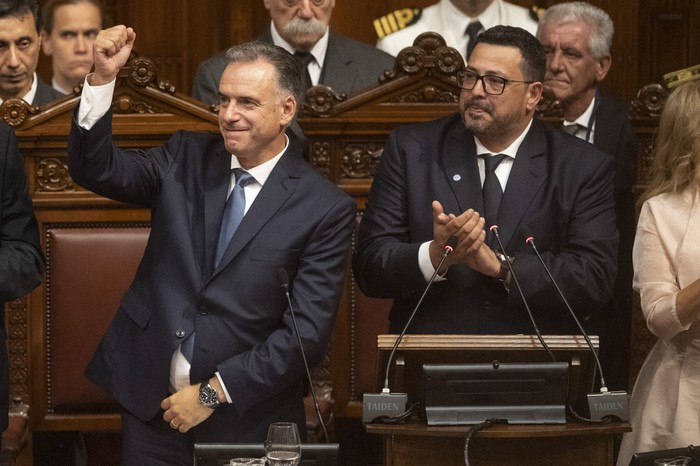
[617,79,700,465]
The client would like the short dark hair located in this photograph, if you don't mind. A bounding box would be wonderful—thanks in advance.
[473,25,546,83]
[42,0,104,35]
[0,0,42,34]
[224,41,303,104]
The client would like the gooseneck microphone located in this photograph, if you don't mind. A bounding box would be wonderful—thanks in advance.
[276,267,329,442]
[490,225,555,361]
[524,236,629,421]
[362,236,458,423]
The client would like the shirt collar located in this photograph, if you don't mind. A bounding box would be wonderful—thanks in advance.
[228,134,289,186]
[0,72,38,105]
[474,118,534,159]
[269,21,329,70]
[443,0,501,35]
[564,95,596,127]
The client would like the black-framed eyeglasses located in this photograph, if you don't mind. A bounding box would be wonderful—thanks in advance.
[456,70,534,95]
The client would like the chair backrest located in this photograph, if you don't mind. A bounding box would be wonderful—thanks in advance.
[193,443,339,466]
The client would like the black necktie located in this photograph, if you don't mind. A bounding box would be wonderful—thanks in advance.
[294,51,314,94]
[481,153,506,243]
[465,21,483,60]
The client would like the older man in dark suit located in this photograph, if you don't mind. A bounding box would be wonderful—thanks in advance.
[68,25,354,465]
[354,26,617,350]
[192,0,395,106]
[0,0,62,106]
[537,1,637,391]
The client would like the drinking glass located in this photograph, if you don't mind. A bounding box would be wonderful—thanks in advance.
[265,422,302,466]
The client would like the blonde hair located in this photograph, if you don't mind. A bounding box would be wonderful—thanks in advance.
[639,80,700,207]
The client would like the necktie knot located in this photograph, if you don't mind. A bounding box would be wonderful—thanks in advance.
[562,122,585,138]
[294,51,315,68]
[233,168,254,188]
[481,153,506,173]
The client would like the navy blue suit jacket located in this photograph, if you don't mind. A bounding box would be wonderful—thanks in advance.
[67,112,355,443]
[353,113,618,336]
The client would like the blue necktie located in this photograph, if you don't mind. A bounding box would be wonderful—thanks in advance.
[481,153,506,245]
[181,169,253,363]
[214,168,254,267]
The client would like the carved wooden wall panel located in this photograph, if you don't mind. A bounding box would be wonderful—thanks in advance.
[32,0,700,107]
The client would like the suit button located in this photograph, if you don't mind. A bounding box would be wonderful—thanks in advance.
[198,306,208,315]
[483,301,491,310]
[176,329,185,338]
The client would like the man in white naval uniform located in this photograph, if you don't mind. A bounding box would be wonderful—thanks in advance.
[375,0,538,62]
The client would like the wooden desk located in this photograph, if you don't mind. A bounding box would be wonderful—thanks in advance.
[366,421,631,466]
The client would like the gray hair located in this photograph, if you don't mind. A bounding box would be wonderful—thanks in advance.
[537,1,614,60]
[224,41,303,104]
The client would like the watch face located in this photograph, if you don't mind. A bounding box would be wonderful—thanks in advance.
[199,384,219,408]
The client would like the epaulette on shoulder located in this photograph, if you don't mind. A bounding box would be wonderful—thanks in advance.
[374,7,422,39]
[663,64,700,89]
[530,5,546,22]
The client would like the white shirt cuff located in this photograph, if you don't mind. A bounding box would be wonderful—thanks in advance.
[418,241,447,282]
[78,73,116,130]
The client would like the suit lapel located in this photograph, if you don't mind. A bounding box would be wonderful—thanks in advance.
[497,121,548,250]
[203,146,232,277]
[319,33,355,91]
[441,123,483,215]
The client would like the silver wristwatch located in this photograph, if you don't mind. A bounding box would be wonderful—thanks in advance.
[198,380,220,409]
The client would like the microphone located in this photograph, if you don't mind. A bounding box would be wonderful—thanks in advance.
[490,225,555,362]
[524,236,629,421]
[276,267,329,442]
[362,236,458,423]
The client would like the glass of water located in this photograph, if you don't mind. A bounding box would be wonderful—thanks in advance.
[265,422,301,466]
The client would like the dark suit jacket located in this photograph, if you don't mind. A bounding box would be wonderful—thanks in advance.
[353,114,618,336]
[67,112,355,443]
[0,123,43,431]
[192,29,395,105]
[32,75,63,107]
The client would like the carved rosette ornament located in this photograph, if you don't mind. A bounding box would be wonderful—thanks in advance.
[128,57,157,87]
[0,99,38,127]
[309,141,331,177]
[301,86,346,117]
[36,158,74,192]
[536,86,565,119]
[630,83,668,119]
[341,143,384,180]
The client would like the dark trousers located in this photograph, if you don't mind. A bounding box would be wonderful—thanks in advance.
[121,410,194,466]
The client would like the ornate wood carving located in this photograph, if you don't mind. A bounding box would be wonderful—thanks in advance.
[5,298,29,402]
[630,83,668,119]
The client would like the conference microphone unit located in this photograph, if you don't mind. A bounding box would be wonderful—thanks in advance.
[362,236,458,424]
[524,236,629,422]
[490,225,555,361]
[276,267,329,442]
